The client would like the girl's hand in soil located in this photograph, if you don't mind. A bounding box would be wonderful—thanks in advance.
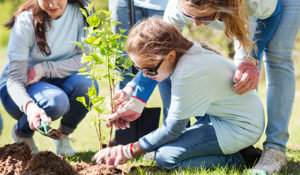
[92,145,130,167]
[92,142,146,167]
[26,101,51,130]
[26,63,45,86]
[233,56,259,95]
[106,97,146,129]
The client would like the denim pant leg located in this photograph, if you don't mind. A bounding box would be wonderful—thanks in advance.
[51,73,98,134]
[0,113,2,135]
[155,115,245,169]
[263,0,300,151]
[0,83,70,138]
[251,1,282,60]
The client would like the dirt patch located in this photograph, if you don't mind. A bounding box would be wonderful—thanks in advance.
[46,128,62,140]
[72,162,124,175]
[0,142,126,175]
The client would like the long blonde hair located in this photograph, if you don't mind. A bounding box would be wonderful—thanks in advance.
[179,0,254,55]
[126,17,193,67]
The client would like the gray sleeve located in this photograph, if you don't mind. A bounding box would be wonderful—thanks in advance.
[6,59,33,112]
[138,117,189,152]
[42,46,88,78]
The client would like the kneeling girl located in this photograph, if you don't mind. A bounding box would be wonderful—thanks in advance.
[92,17,264,169]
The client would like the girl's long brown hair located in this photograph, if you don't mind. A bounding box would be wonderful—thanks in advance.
[5,0,88,56]
[126,17,193,68]
[179,0,254,55]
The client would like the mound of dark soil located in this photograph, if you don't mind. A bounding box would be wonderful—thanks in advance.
[0,142,126,175]
[0,142,32,175]
[22,151,77,175]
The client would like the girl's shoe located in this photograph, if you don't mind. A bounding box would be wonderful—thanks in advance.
[11,127,38,154]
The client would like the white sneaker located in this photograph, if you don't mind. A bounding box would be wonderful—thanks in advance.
[11,127,38,154]
[53,134,76,156]
[252,147,287,174]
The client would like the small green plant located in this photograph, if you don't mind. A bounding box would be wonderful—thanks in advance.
[75,1,132,150]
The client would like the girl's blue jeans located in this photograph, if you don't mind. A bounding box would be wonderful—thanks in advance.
[0,73,98,138]
[154,115,245,169]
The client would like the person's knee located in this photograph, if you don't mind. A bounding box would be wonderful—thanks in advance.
[41,92,70,121]
[155,147,179,170]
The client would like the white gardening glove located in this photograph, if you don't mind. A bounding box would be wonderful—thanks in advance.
[26,63,45,86]
[233,56,259,95]
[107,96,146,129]
[114,86,135,106]
[25,101,51,130]
[92,144,134,167]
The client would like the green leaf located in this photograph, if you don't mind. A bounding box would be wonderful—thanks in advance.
[82,55,92,62]
[72,41,84,52]
[87,35,96,44]
[87,15,100,27]
[87,85,97,97]
[91,53,103,64]
[125,73,136,78]
[76,97,87,108]
[80,8,87,18]
[123,58,132,69]
[79,68,87,72]
[100,48,106,56]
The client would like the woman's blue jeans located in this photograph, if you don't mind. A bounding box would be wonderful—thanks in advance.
[0,73,98,138]
[235,0,300,151]
[0,113,2,135]
[155,115,245,169]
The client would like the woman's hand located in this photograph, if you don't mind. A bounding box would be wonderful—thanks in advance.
[27,63,45,86]
[114,86,135,106]
[106,96,146,129]
[25,101,51,130]
[233,56,259,95]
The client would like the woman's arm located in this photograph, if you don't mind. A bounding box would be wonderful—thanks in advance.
[7,59,33,112]
[42,46,88,78]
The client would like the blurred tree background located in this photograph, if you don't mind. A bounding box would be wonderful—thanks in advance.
[0,0,299,77]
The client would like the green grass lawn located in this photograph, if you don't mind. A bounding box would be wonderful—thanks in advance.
[0,48,300,174]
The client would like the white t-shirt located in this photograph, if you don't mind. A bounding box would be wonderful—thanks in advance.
[168,43,265,154]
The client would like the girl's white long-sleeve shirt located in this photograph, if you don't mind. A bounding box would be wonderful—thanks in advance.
[139,43,265,154]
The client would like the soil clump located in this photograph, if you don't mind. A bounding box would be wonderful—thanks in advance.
[0,142,126,175]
